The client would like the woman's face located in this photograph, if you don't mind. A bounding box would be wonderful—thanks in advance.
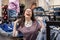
[24,9,32,18]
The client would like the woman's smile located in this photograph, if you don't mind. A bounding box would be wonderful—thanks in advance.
[26,14,30,16]
[24,9,32,18]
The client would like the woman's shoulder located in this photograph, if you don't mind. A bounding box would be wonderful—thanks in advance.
[33,20,39,24]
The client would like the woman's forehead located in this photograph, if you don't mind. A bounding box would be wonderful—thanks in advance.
[26,9,31,11]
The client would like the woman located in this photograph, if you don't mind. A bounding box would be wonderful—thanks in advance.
[13,8,44,40]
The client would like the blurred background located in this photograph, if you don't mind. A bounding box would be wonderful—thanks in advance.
[0,0,60,40]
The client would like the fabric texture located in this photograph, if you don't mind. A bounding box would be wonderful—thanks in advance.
[1,22,14,32]
[50,26,60,40]
[8,0,20,13]
[8,9,18,18]
[17,21,40,40]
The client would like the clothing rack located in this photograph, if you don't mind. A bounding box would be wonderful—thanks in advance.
[46,21,60,40]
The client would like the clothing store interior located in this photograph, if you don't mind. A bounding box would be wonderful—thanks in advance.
[0,0,60,40]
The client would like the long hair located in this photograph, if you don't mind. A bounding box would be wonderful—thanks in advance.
[18,9,35,28]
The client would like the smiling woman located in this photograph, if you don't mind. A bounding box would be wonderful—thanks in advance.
[13,8,43,40]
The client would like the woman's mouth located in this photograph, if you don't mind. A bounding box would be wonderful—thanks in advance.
[26,14,30,16]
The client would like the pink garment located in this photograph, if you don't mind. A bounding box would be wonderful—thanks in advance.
[17,21,41,40]
[8,0,20,13]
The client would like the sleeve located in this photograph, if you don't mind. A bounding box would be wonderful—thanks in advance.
[17,26,22,32]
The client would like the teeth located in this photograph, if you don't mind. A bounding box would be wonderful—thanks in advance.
[27,14,30,16]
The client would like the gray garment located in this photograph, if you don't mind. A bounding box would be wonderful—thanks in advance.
[50,26,60,40]
[36,19,46,40]
[0,28,13,36]
[36,28,46,40]
[56,33,60,40]
[0,35,13,40]
[50,28,60,40]
[0,28,13,40]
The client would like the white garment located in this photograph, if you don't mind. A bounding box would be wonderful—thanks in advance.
[25,20,32,27]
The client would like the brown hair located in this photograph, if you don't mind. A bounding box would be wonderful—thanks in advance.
[31,2,37,6]
[30,2,37,8]
[17,8,35,28]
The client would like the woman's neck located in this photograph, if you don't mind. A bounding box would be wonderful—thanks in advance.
[25,18,31,22]
[25,18,32,27]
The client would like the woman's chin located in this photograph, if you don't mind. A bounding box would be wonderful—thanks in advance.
[25,16,30,18]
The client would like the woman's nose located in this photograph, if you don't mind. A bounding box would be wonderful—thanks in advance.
[28,11,31,13]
